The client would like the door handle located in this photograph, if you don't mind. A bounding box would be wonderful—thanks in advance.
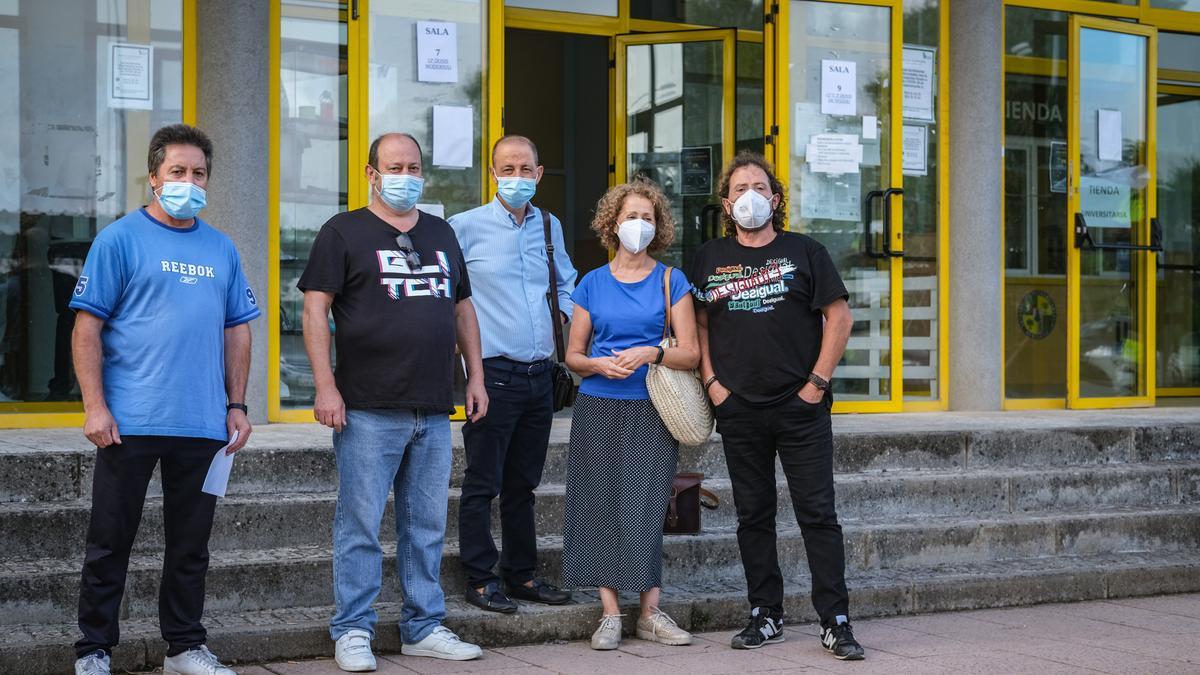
[1074,214,1163,252]
[862,188,905,259]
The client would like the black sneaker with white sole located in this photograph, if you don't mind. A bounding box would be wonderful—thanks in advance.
[820,621,865,660]
[730,607,784,649]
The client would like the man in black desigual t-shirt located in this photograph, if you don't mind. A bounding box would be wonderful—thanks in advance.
[687,152,863,661]
[299,132,487,668]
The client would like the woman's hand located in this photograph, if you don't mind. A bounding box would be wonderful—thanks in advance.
[591,356,635,380]
[611,346,659,371]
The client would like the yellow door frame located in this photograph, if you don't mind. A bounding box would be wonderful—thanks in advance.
[1065,15,1157,409]
[612,29,738,187]
[777,0,907,414]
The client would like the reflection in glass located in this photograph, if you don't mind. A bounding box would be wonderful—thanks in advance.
[1003,7,1068,399]
[0,0,182,410]
[1151,0,1200,11]
[624,40,725,271]
[278,2,347,409]
[1157,90,1200,390]
[1076,28,1148,399]
[789,0,892,401]
[631,0,763,30]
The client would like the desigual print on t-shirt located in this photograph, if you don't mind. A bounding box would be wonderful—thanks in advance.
[693,256,796,314]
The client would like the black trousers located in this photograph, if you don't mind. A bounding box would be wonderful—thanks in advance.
[75,435,224,658]
[458,358,554,588]
[715,392,850,624]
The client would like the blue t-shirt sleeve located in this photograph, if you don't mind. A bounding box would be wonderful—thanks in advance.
[224,245,262,327]
[68,236,126,320]
[572,271,591,312]
[668,266,692,306]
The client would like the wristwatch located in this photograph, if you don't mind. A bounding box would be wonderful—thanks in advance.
[806,373,831,391]
[654,346,665,365]
[226,403,249,414]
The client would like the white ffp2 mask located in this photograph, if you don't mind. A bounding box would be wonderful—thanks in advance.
[617,218,656,254]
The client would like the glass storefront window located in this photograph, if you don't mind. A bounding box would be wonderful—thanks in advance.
[1157,33,1200,390]
[631,0,764,30]
[901,0,942,402]
[1003,7,1068,400]
[506,0,617,16]
[1151,0,1200,11]
[278,1,347,411]
[0,0,184,411]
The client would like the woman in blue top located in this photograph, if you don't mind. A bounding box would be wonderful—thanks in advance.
[562,180,699,651]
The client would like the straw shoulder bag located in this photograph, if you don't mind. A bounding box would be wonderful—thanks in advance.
[646,267,714,446]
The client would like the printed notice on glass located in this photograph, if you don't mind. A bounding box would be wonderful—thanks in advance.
[432,105,473,168]
[417,21,458,83]
[109,43,153,110]
[800,165,861,222]
[902,46,936,122]
[1080,176,1130,228]
[806,133,862,175]
[821,60,856,116]
[902,125,927,176]
[1097,108,1122,162]
[679,146,713,196]
[418,203,445,219]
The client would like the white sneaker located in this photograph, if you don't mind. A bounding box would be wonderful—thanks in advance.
[400,625,482,661]
[75,651,111,675]
[162,645,236,675]
[335,629,377,672]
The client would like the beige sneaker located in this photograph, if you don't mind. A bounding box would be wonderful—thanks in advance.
[591,613,624,650]
[636,608,692,646]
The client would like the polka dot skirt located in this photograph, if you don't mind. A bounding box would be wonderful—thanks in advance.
[562,393,679,592]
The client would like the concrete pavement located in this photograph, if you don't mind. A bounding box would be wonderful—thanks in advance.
[134,593,1200,674]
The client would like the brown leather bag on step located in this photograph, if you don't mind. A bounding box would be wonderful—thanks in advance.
[664,472,720,535]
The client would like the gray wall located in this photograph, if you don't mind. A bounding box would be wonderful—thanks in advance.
[196,0,270,423]
[948,0,1004,410]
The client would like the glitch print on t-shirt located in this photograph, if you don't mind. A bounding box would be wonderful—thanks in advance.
[377,249,452,299]
[694,257,797,314]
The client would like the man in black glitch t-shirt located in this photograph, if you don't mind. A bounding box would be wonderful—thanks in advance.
[687,152,862,661]
[298,132,487,666]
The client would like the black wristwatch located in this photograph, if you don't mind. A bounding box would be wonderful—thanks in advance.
[226,402,248,414]
[806,373,831,391]
[653,346,665,365]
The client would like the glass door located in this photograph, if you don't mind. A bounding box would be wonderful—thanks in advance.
[1067,17,1158,408]
[613,29,736,271]
[784,0,904,412]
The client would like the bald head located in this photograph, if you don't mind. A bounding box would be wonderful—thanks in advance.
[369,132,422,169]
[491,135,539,166]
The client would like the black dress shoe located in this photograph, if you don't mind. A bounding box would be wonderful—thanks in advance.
[464,582,518,613]
[506,578,572,605]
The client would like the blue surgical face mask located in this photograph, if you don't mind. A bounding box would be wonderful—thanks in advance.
[376,173,424,213]
[155,181,206,220]
[495,176,537,209]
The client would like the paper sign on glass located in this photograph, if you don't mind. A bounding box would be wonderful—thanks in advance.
[432,105,473,168]
[1097,109,1122,162]
[417,21,458,83]
[861,115,878,140]
[902,125,928,176]
[821,60,856,116]
[902,46,936,122]
[806,133,862,175]
[800,166,861,222]
[201,431,239,498]
[109,43,153,110]
[418,203,445,219]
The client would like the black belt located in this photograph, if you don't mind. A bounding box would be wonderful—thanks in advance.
[484,356,554,375]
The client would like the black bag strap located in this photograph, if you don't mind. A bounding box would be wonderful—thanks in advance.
[542,208,567,364]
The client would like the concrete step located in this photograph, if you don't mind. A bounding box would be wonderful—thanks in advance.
[4,461,1198,563]
[5,505,1200,624]
[6,423,1200,504]
[5,549,1199,675]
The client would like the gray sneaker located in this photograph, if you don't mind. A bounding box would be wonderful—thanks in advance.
[636,608,692,646]
[590,613,624,650]
[75,651,110,675]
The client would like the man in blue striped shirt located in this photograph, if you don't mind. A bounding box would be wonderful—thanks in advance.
[449,135,577,613]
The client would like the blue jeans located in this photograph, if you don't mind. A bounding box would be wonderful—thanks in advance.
[329,408,452,644]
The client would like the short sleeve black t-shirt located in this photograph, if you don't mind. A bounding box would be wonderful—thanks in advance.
[298,207,471,411]
[687,231,848,407]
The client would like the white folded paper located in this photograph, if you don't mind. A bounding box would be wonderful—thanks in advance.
[201,430,239,498]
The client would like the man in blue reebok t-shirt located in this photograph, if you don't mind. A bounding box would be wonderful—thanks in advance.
[69,124,260,675]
